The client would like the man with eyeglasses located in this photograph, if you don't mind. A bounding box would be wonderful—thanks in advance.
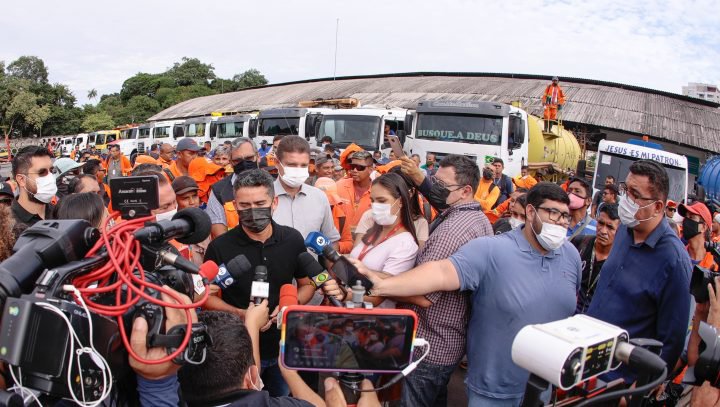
[665,199,678,220]
[356,182,581,406]
[336,150,375,237]
[10,146,56,231]
[206,137,260,238]
[587,160,692,386]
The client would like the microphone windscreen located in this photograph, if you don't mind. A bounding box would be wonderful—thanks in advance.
[226,254,252,279]
[279,284,298,309]
[199,261,219,281]
[173,207,212,244]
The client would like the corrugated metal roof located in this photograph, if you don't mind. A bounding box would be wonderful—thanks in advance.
[149,72,720,153]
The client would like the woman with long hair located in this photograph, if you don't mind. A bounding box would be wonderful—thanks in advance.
[348,173,419,308]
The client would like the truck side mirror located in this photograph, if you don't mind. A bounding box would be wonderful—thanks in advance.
[173,125,184,139]
[396,130,406,144]
[249,118,258,139]
[404,113,414,135]
[305,114,322,140]
[510,116,525,149]
[209,123,217,139]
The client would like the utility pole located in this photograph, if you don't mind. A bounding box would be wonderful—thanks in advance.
[333,18,339,80]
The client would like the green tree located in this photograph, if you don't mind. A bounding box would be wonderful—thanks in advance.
[81,112,115,131]
[2,90,50,144]
[121,95,161,123]
[120,73,162,102]
[7,56,49,84]
[88,88,97,101]
[166,57,216,87]
[232,69,268,89]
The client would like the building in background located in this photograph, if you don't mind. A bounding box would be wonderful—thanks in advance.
[683,82,720,103]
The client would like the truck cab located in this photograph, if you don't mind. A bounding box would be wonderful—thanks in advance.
[60,136,76,157]
[253,108,331,148]
[405,100,528,176]
[136,123,153,154]
[214,114,257,144]
[112,125,140,162]
[310,107,409,153]
[94,130,120,153]
[181,116,218,148]
[152,120,185,147]
[74,133,88,151]
[593,139,688,203]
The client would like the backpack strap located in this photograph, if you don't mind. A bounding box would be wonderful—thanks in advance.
[163,167,176,182]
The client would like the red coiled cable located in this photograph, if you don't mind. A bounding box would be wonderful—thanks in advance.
[71,212,209,364]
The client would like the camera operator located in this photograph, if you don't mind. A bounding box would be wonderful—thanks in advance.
[130,304,381,406]
[690,277,720,406]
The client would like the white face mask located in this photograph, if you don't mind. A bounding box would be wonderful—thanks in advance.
[249,367,264,391]
[155,207,177,222]
[372,201,398,226]
[529,208,567,251]
[509,217,524,230]
[27,173,57,204]
[279,163,309,188]
[618,195,657,229]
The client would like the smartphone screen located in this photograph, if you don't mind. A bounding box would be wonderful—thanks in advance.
[332,257,373,292]
[281,307,417,373]
[387,135,405,158]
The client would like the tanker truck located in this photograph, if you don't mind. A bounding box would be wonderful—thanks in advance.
[403,100,580,180]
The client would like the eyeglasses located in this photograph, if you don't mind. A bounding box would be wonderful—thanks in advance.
[618,183,657,203]
[667,207,677,212]
[25,168,51,177]
[431,175,462,190]
[350,163,369,171]
[0,198,12,205]
[231,155,257,165]
[536,206,572,224]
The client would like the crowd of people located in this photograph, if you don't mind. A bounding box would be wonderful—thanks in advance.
[0,133,717,407]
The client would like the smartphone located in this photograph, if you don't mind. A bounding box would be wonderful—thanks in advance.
[332,257,373,293]
[387,135,405,158]
[280,305,418,373]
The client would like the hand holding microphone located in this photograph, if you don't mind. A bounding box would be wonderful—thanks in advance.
[298,252,344,306]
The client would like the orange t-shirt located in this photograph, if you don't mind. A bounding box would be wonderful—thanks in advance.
[336,178,372,231]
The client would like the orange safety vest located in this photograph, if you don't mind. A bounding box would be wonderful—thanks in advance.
[543,84,566,106]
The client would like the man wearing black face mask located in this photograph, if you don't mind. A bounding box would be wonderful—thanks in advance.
[207,137,261,238]
[204,169,316,397]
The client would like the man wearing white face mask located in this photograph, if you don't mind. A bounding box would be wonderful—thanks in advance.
[354,182,581,405]
[586,160,692,385]
[11,146,57,231]
[272,136,340,246]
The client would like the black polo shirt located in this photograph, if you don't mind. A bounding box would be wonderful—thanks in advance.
[11,199,54,231]
[204,221,308,360]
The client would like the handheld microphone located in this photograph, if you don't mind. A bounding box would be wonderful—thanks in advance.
[304,231,340,262]
[134,207,212,245]
[277,284,298,329]
[214,255,252,289]
[298,252,343,307]
[199,261,219,282]
[251,265,269,305]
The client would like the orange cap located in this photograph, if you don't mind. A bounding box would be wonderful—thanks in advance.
[315,177,345,206]
[679,202,712,227]
[375,160,402,174]
[133,154,158,168]
[339,143,365,171]
[188,157,225,181]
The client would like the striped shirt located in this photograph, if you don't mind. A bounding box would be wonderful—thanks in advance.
[399,201,493,365]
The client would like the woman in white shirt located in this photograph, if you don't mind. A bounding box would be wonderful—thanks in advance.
[348,173,419,308]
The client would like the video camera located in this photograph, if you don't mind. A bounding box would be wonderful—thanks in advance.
[512,315,667,407]
[0,176,215,405]
[689,242,720,303]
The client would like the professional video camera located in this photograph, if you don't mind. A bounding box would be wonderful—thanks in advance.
[690,243,720,303]
[512,315,667,407]
[0,176,216,406]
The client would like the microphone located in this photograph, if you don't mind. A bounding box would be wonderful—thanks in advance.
[304,231,340,262]
[277,284,298,329]
[250,265,269,305]
[134,207,212,245]
[298,252,343,307]
[214,254,252,289]
[199,261,219,282]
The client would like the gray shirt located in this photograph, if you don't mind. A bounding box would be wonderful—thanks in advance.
[450,227,581,399]
[107,159,122,180]
[273,178,340,242]
[206,174,237,226]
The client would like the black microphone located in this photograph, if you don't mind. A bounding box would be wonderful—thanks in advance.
[134,207,211,245]
[215,254,252,289]
[250,265,269,305]
[298,252,343,307]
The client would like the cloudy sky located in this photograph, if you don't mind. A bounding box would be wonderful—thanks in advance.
[2,0,718,105]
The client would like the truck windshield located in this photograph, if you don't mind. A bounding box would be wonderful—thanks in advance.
[318,115,381,149]
[96,134,107,145]
[217,122,244,138]
[416,113,503,146]
[120,129,137,140]
[595,151,686,202]
[185,123,206,137]
[259,118,300,137]
[154,127,171,138]
[138,128,151,139]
